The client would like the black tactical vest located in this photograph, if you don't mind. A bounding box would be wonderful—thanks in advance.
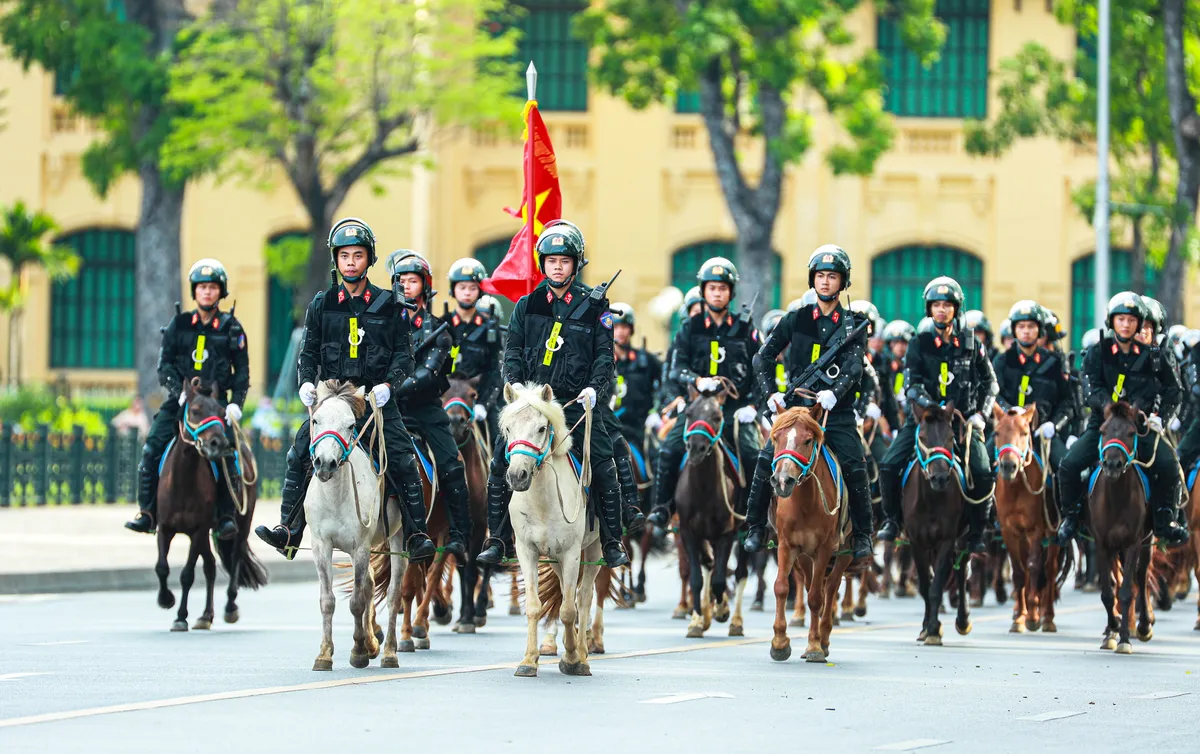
[1097,339,1158,407]
[317,285,399,386]
[449,311,499,380]
[682,312,756,399]
[910,328,977,408]
[615,349,657,421]
[783,304,858,410]
[407,307,450,398]
[521,286,606,397]
[998,347,1065,414]
[168,311,243,394]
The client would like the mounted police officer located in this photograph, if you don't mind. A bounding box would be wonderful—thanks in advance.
[645,257,762,529]
[879,320,914,430]
[742,245,873,561]
[609,302,659,529]
[654,288,706,414]
[1055,292,1188,546]
[125,259,248,539]
[876,277,997,553]
[254,218,437,562]
[445,258,503,443]
[964,310,997,361]
[388,250,473,558]
[475,220,631,569]
[992,300,1073,482]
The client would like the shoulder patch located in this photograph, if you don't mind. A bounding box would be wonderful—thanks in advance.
[238,333,246,350]
[600,312,614,330]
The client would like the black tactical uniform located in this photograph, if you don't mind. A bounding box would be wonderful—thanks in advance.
[1176,339,1200,473]
[876,277,997,552]
[254,218,437,561]
[743,246,873,559]
[446,258,504,444]
[646,257,762,528]
[388,250,473,558]
[609,303,654,530]
[990,301,1072,485]
[475,220,630,569]
[126,259,247,538]
[1056,292,1188,545]
[880,321,915,430]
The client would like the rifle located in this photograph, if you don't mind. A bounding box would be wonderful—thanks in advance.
[412,320,451,358]
[785,317,871,394]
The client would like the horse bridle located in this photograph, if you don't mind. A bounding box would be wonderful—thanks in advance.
[915,425,960,481]
[179,401,226,453]
[506,425,555,468]
[308,396,378,471]
[684,417,724,450]
[1099,434,1138,473]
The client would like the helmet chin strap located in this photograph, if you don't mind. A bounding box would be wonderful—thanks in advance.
[1017,337,1037,348]
[341,272,365,283]
[197,302,217,312]
[817,291,839,303]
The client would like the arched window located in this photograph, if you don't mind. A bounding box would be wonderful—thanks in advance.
[50,228,136,369]
[1070,251,1157,351]
[670,241,783,309]
[264,231,308,387]
[870,244,984,325]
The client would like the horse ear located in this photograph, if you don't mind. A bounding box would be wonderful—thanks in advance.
[503,382,516,404]
[811,405,826,425]
[911,401,926,423]
[687,383,700,402]
[467,375,482,389]
[1026,402,1038,425]
[354,385,365,399]
[540,384,554,403]
[991,403,1005,422]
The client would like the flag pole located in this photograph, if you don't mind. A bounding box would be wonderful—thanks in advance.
[525,61,538,263]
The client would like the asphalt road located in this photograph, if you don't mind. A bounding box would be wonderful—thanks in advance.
[1,554,1198,754]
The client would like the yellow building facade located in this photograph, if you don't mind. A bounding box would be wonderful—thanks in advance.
[0,1,1193,396]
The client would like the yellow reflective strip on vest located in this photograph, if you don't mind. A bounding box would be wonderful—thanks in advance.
[543,321,563,366]
[450,345,461,374]
[615,375,625,408]
[810,344,821,364]
[775,363,787,393]
[709,341,720,375]
[193,335,206,371]
[349,317,359,359]
[893,372,904,397]
[1112,373,1125,403]
[1018,375,1030,408]
[939,362,948,397]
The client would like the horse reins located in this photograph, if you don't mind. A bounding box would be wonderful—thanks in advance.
[308,394,387,530]
[504,398,592,525]
[178,401,256,516]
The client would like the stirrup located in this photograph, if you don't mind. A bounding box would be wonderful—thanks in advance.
[125,512,156,534]
[476,537,507,566]
[603,542,630,568]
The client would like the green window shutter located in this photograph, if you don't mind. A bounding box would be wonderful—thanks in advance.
[265,231,308,388]
[878,0,990,118]
[670,241,782,316]
[50,229,137,369]
[870,245,984,326]
[1069,251,1157,351]
[515,2,588,112]
[675,91,701,114]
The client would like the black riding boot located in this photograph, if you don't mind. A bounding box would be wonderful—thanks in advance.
[742,456,773,554]
[1054,469,1085,547]
[875,465,902,541]
[476,478,513,567]
[125,460,158,533]
[213,478,239,541]
[646,447,681,529]
[964,500,990,554]
[439,467,473,559]
[595,459,631,568]
[399,473,437,562]
[847,468,874,561]
[614,449,646,535]
[1154,474,1189,545]
[255,449,309,559]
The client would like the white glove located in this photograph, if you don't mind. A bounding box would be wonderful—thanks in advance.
[1036,421,1055,439]
[865,403,882,420]
[767,392,787,414]
[576,387,597,409]
[225,404,243,425]
[1066,434,1078,449]
[299,382,317,407]
[816,390,838,411]
[968,413,986,431]
[371,384,392,407]
[897,392,907,406]
[695,377,720,393]
[644,413,663,431]
[609,394,617,410]
[1169,416,1182,432]
[734,406,757,424]
[1146,413,1163,433]
[177,391,188,407]
[473,404,488,422]
[1010,405,1026,416]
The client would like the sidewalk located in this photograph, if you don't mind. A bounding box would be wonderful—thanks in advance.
[0,502,316,594]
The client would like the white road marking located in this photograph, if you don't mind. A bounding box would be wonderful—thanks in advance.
[0,673,48,682]
[1132,691,1190,700]
[1017,711,1086,722]
[25,640,90,647]
[873,740,950,751]
[640,692,735,705]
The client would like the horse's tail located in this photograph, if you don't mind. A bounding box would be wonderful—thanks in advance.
[537,563,563,623]
[217,534,269,590]
[371,551,391,606]
[1054,540,1073,595]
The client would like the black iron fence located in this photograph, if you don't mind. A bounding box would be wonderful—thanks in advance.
[0,423,294,507]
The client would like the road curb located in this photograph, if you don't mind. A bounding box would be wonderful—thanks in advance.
[0,558,316,595]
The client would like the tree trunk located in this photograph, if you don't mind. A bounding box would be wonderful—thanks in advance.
[6,309,15,386]
[1130,215,1146,295]
[737,230,776,318]
[299,198,335,313]
[135,163,184,403]
[1160,0,1200,323]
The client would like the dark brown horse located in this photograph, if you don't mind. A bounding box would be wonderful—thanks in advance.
[156,378,266,631]
[1091,401,1154,653]
[443,375,491,632]
[903,402,971,645]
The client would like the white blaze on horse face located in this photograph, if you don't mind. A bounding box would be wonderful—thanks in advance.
[786,428,797,452]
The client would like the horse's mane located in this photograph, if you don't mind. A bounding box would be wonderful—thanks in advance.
[316,379,366,419]
[771,407,824,445]
[500,383,571,456]
[1104,400,1139,424]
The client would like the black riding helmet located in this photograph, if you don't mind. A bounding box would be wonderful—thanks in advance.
[328,217,377,267]
[697,256,739,300]
[188,258,229,300]
[1006,300,1045,340]
[535,222,587,285]
[963,309,992,339]
[807,244,852,292]
[760,308,786,337]
[882,320,915,344]
[1141,296,1167,336]
[610,302,635,330]
[923,276,965,320]
[849,300,880,334]
[1105,291,1146,333]
[387,249,436,300]
[448,257,487,285]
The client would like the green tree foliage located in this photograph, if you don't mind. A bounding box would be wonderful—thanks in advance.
[577,0,945,318]
[163,0,523,309]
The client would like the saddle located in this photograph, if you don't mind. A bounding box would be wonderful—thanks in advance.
[1088,464,1151,501]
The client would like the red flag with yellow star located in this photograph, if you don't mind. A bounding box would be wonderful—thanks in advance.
[483,101,561,302]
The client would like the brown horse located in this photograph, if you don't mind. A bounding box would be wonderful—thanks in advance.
[1188,470,1200,630]
[904,402,971,645]
[1091,401,1154,653]
[443,376,491,632]
[156,378,266,631]
[767,407,852,662]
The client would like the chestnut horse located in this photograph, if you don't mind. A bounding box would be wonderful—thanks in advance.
[767,407,852,662]
[443,376,491,632]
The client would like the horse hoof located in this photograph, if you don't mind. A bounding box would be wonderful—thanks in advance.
[1100,637,1117,651]
[399,640,416,653]
[803,650,826,663]
[1137,627,1153,642]
[412,626,427,640]
[840,611,855,623]
[672,607,688,620]
[770,645,791,662]
[923,634,943,646]
[969,597,984,609]
[854,605,867,618]
[588,644,605,655]
[381,656,399,669]
[508,605,522,616]
[559,660,591,676]
[456,622,476,634]
[414,638,430,650]
[192,618,212,631]
[1010,621,1025,633]
[1082,583,1099,593]
[917,630,927,642]
[473,616,487,627]
[750,600,764,612]
[1041,619,1057,633]
[313,658,333,671]
[539,645,558,657]
[349,652,370,669]
[996,589,1008,605]
[686,626,704,639]
[789,617,806,628]
[956,622,972,636]
[171,620,188,632]
[729,624,744,637]
[433,611,452,627]
[514,664,538,678]
[714,610,730,624]
[635,593,647,604]
[1115,642,1134,655]
[158,592,176,610]
[223,609,239,624]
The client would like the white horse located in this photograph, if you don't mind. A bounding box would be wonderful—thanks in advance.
[306,380,408,671]
[500,382,602,677]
